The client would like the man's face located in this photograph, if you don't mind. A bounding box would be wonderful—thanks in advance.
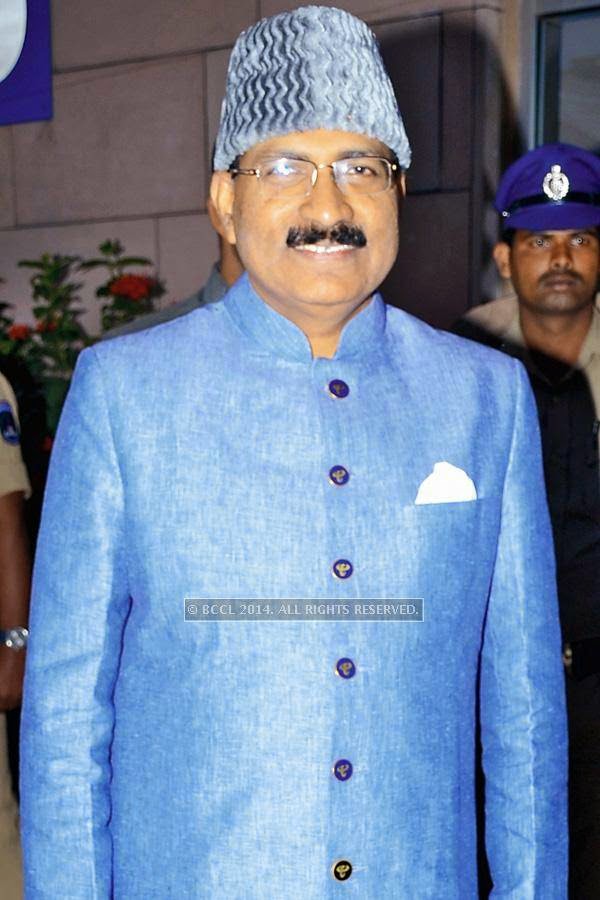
[211,129,404,320]
[493,228,600,316]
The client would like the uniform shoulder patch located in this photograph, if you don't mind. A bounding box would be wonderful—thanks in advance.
[0,400,20,445]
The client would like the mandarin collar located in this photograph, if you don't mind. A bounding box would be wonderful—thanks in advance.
[203,264,229,305]
[223,272,386,362]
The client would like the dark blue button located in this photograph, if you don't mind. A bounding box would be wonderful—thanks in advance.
[332,759,353,781]
[328,379,349,399]
[335,658,356,679]
[329,465,350,486]
[332,859,353,881]
[332,559,353,580]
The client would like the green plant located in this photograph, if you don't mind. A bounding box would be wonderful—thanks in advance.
[80,239,165,332]
[10,254,90,434]
[0,241,166,436]
[18,253,89,374]
[0,283,16,355]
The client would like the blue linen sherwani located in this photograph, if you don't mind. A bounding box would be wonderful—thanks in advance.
[20,273,567,898]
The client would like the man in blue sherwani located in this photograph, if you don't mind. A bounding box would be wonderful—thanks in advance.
[20,6,567,897]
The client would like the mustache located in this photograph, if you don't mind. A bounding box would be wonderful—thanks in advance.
[286,223,367,248]
[539,269,582,285]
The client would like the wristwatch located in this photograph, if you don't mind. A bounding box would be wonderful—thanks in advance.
[0,626,29,650]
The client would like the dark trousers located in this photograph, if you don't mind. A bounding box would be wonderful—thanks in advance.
[567,672,600,899]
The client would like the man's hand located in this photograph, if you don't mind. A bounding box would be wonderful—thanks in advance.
[0,490,31,710]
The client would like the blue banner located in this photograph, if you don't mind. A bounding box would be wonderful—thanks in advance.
[0,0,52,126]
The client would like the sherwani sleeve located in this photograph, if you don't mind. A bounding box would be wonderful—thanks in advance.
[481,359,568,898]
[20,347,130,899]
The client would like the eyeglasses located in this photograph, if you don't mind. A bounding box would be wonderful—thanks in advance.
[229,156,399,197]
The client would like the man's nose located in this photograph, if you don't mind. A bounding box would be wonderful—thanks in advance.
[550,238,574,269]
[298,167,354,226]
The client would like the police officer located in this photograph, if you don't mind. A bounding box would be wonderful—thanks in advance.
[455,142,600,899]
[0,370,31,899]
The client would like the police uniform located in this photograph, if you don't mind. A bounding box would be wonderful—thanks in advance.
[455,142,600,899]
[0,371,29,900]
[0,373,31,501]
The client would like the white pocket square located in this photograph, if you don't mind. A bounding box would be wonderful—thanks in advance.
[414,461,477,505]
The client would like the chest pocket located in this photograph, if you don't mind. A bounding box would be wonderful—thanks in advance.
[392,497,500,622]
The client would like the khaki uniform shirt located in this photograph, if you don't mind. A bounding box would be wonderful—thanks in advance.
[463,294,600,427]
[0,372,31,500]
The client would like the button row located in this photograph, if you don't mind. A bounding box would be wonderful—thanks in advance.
[328,380,353,883]
[332,665,355,877]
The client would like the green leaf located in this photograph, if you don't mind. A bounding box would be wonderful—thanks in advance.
[79,258,112,270]
[18,260,47,269]
[99,239,123,256]
[117,257,152,267]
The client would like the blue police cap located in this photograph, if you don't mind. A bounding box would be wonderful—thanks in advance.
[495,142,600,232]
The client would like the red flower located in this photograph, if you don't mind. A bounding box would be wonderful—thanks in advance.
[35,319,58,333]
[8,323,31,341]
[109,274,155,301]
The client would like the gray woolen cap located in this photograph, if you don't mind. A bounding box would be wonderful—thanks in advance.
[213,5,411,171]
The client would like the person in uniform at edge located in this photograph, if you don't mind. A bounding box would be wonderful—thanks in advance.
[455,143,600,899]
[103,198,243,339]
[0,372,31,899]
[20,7,567,897]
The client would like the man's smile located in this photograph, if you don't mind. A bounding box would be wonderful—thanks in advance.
[292,242,358,255]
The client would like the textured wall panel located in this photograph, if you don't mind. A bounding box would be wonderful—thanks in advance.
[441,11,474,191]
[0,130,15,228]
[13,57,205,225]
[158,213,219,307]
[376,17,441,192]
[382,191,470,329]
[260,0,473,23]
[205,48,231,179]
[52,0,256,70]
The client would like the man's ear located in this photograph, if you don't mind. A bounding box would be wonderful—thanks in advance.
[397,172,406,198]
[493,242,512,280]
[209,172,237,245]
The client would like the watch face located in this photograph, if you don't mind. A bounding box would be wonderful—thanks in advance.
[5,627,28,650]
